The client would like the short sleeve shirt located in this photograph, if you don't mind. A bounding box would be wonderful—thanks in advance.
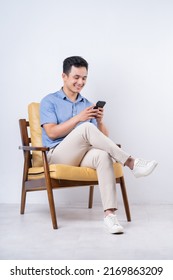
[40,89,97,148]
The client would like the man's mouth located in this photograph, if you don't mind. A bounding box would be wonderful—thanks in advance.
[75,85,83,90]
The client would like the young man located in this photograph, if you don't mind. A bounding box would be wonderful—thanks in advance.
[40,56,157,234]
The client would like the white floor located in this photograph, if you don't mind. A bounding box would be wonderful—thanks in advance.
[0,203,173,260]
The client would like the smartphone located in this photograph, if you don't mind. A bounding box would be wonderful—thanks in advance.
[93,101,106,109]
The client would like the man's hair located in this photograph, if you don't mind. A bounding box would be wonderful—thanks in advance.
[63,56,88,75]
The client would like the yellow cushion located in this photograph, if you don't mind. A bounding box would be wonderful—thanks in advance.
[28,162,123,181]
[28,103,43,167]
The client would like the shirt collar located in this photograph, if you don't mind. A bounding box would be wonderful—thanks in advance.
[59,88,84,103]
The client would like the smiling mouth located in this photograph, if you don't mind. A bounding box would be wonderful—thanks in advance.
[75,85,83,90]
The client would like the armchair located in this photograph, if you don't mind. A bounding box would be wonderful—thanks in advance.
[19,103,131,229]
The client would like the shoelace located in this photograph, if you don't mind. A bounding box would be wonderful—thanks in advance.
[107,214,120,226]
[135,159,150,167]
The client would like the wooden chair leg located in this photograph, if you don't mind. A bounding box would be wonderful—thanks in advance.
[47,186,58,229]
[42,152,58,229]
[88,185,94,208]
[20,182,26,214]
[119,176,131,221]
[20,151,29,215]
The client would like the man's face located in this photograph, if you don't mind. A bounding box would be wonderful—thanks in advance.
[62,66,88,94]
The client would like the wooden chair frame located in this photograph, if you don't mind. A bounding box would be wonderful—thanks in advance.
[19,118,131,229]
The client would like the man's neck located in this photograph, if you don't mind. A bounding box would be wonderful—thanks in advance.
[62,87,78,102]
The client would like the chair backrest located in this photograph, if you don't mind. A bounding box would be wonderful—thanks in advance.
[28,102,43,167]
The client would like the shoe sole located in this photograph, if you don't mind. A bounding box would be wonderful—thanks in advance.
[105,225,124,234]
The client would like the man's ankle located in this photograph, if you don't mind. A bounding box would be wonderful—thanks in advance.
[124,157,135,170]
[104,209,116,217]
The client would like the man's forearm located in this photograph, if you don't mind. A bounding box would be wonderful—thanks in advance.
[43,115,81,140]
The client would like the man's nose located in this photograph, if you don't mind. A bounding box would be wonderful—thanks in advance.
[78,78,84,85]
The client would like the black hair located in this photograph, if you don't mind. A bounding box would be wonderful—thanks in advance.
[63,56,88,75]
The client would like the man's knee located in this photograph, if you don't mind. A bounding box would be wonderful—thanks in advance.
[91,149,111,164]
[77,122,96,132]
[97,150,111,160]
[81,122,94,128]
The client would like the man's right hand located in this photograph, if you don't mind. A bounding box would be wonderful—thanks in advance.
[77,106,98,122]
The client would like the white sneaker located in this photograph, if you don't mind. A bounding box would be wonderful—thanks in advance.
[104,214,124,234]
[132,158,158,178]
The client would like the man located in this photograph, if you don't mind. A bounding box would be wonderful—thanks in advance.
[40,56,157,234]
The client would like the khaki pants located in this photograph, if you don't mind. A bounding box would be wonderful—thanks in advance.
[47,122,130,210]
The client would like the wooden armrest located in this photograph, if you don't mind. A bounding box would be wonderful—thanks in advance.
[19,146,49,152]
[19,144,120,151]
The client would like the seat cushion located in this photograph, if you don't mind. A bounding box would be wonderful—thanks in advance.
[28,162,123,181]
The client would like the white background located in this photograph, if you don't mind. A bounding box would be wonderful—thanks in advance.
[0,0,173,206]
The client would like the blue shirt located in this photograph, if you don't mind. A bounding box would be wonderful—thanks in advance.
[40,89,97,148]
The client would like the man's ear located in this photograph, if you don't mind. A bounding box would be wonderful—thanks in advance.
[62,72,69,78]
[62,73,67,82]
